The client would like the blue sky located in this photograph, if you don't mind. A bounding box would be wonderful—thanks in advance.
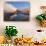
[6,2,30,10]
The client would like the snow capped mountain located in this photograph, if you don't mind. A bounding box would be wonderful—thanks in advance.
[4,4,17,13]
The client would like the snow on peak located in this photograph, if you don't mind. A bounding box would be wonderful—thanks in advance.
[4,4,17,13]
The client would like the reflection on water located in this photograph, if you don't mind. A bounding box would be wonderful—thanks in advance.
[4,12,29,21]
[10,13,29,21]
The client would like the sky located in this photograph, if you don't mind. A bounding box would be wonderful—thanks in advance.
[6,2,30,10]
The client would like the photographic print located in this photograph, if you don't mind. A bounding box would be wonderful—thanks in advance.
[4,1,30,21]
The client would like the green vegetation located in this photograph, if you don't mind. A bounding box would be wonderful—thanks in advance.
[36,14,46,21]
[5,26,18,39]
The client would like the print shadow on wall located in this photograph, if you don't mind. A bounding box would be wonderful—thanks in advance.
[4,1,30,21]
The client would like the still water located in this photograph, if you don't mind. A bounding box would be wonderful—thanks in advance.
[10,13,29,21]
[4,12,29,21]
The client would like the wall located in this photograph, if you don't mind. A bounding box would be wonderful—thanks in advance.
[0,0,46,40]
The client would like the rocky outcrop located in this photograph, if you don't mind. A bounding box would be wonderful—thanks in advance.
[14,9,30,15]
[22,8,30,15]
